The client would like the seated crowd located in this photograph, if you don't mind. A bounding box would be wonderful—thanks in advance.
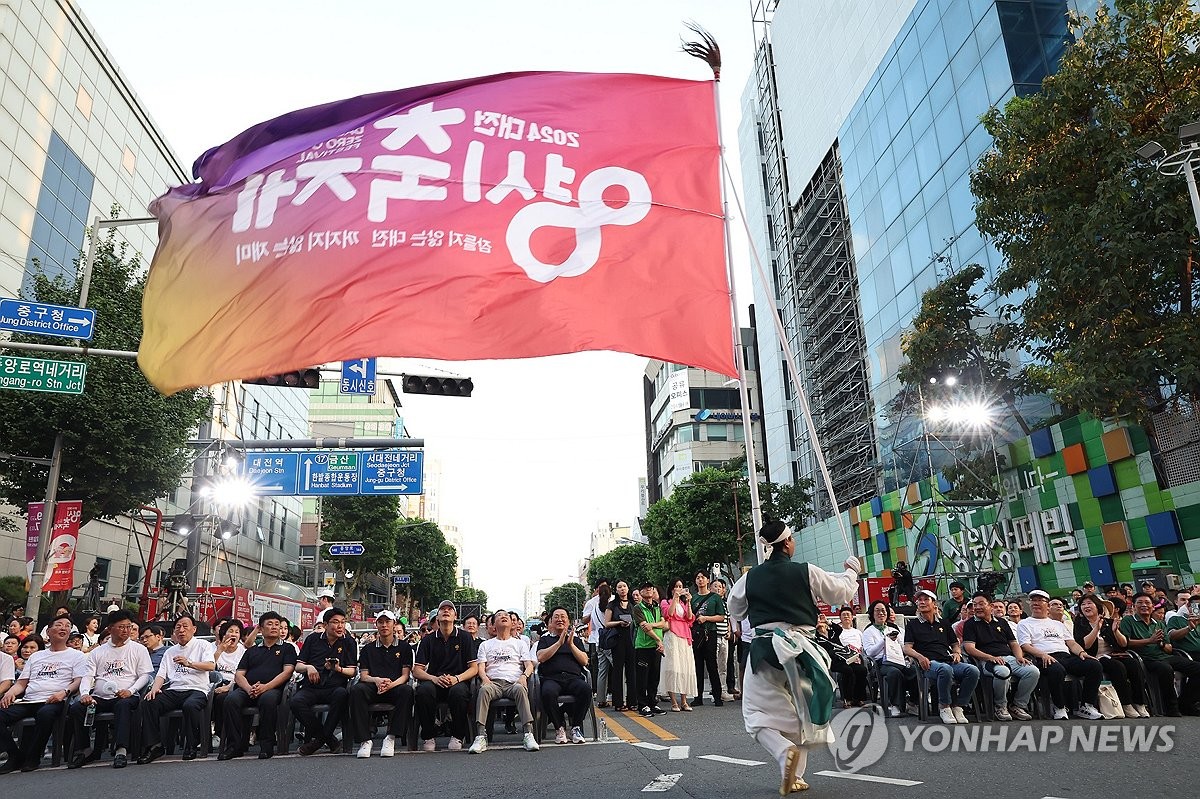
[0,598,597,773]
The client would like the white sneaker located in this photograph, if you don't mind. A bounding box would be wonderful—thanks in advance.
[468,734,487,754]
[952,706,969,724]
[356,741,372,758]
[448,736,463,751]
[1136,705,1151,718]
[1052,706,1069,720]
[1010,705,1033,721]
[887,705,901,718]
[720,693,736,701]
[993,706,1012,721]
[1122,704,1138,719]
[422,738,436,752]
[523,731,540,751]
[570,726,586,744]
[554,727,568,744]
[939,707,957,724]
[1073,703,1102,720]
[380,735,395,757]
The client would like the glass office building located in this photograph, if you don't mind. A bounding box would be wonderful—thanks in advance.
[741,1,1099,537]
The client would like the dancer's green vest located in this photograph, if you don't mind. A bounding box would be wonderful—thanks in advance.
[746,549,817,671]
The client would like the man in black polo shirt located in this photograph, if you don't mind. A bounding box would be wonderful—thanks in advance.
[903,589,979,724]
[536,606,591,744]
[413,600,477,751]
[351,610,413,758]
[293,607,357,755]
[961,592,1038,721]
[218,611,296,760]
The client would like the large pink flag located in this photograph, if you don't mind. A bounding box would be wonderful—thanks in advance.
[139,72,735,393]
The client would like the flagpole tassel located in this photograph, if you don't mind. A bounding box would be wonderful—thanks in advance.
[682,22,722,80]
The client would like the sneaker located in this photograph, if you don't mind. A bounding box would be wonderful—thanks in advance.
[554,727,568,744]
[448,737,463,751]
[887,705,901,718]
[570,726,586,744]
[422,738,437,752]
[380,735,395,757]
[905,702,920,716]
[939,707,957,724]
[993,706,1013,721]
[639,706,653,717]
[356,741,372,758]
[1135,705,1151,718]
[952,706,969,724]
[1074,703,1102,720]
[468,735,487,754]
[1122,704,1139,719]
[721,693,736,701]
[650,706,668,716]
[523,731,540,751]
[212,734,221,751]
[1010,705,1033,721]
[297,739,323,756]
[1052,706,1069,720]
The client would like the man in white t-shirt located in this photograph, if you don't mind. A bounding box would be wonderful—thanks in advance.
[136,614,216,763]
[0,617,88,772]
[68,609,153,769]
[1016,589,1104,720]
[0,649,13,697]
[467,610,538,753]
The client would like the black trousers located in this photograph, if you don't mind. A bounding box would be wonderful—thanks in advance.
[1042,652,1103,707]
[609,634,636,708]
[540,676,590,729]
[221,687,283,753]
[290,685,348,746]
[414,680,471,741]
[70,695,140,751]
[635,647,661,709]
[1098,656,1145,705]
[350,681,413,743]
[1143,655,1200,712]
[830,658,869,703]
[0,701,64,766]
[140,689,207,752]
[692,631,721,699]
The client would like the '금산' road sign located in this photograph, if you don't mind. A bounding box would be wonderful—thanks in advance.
[0,356,86,394]
[340,357,377,395]
[299,451,359,496]
[0,299,95,340]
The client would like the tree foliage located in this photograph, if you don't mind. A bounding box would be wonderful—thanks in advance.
[586,542,655,592]
[971,0,1200,421]
[453,585,488,610]
[543,582,588,621]
[0,233,210,523]
[319,495,401,597]
[392,518,457,612]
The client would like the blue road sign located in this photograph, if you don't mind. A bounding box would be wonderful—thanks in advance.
[392,574,411,585]
[243,452,300,495]
[0,299,95,340]
[298,451,360,495]
[328,542,365,557]
[360,450,424,494]
[340,358,377,395]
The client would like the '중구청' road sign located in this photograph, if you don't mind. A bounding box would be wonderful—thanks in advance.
[0,299,96,340]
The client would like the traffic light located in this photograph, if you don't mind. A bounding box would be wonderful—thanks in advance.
[400,373,473,397]
[243,369,321,389]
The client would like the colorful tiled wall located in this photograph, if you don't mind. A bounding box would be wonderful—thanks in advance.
[796,413,1200,595]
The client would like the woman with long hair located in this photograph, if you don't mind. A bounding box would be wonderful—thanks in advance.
[591,580,613,707]
[603,580,638,710]
[14,636,44,676]
[81,616,101,652]
[660,578,697,711]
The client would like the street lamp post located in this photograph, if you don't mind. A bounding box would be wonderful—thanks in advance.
[1138,123,1200,239]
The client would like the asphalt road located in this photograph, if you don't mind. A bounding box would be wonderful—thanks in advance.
[3,703,1191,798]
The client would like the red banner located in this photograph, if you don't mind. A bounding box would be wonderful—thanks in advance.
[139,72,735,394]
[28,500,83,591]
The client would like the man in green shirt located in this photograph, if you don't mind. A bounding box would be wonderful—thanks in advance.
[690,570,728,706]
[1166,607,1200,657]
[632,583,666,716]
[1120,594,1200,715]
[941,581,967,622]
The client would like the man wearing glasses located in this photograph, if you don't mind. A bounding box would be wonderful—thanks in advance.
[68,609,152,769]
[139,624,168,671]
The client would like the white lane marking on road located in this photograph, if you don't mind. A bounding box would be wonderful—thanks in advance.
[642,774,683,792]
[814,770,922,787]
[632,742,671,751]
[698,754,766,766]
[668,745,689,760]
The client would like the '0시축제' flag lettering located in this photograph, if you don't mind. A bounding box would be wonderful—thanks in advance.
[138,71,735,393]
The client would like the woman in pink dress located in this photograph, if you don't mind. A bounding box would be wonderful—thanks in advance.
[660,578,698,711]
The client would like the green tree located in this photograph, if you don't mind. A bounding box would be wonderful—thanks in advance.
[544,582,588,621]
[586,542,654,590]
[971,0,1200,421]
[320,495,401,598]
[453,585,488,610]
[0,232,210,524]
[392,519,457,611]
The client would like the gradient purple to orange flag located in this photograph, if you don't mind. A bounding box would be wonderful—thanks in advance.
[138,71,735,394]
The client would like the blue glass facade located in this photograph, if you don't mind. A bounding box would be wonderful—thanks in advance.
[24,130,94,294]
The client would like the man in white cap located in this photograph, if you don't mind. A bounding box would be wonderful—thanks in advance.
[351,610,413,758]
[903,588,980,724]
[1017,589,1103,720]
[727,520,860,795]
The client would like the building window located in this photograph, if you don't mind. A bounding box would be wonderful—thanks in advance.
[93,557,111,595]
[24,131,95,295]
[707,424,728,442]
[125,564,142,599]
